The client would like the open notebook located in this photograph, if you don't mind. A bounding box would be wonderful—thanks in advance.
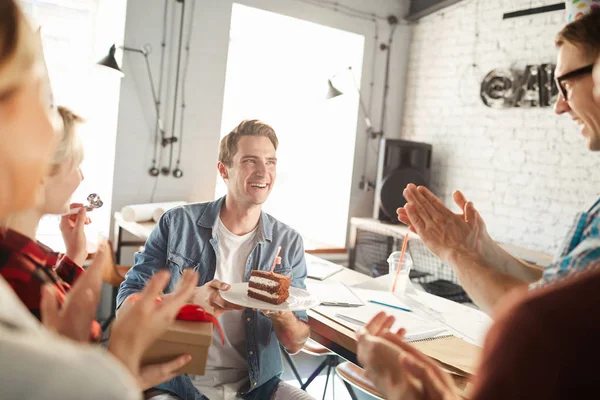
[314,288,481,377]
[305,253,344,280]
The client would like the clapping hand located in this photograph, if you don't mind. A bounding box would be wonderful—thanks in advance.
[397,185,487,263]
[108,268,199,390]
[356,312,459,400]
[41,240,108,342]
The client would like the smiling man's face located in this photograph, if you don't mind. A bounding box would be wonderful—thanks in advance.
[221,135,277,207]
[554,42,600,151]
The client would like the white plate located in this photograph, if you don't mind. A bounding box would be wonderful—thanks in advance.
[220,282,320,312]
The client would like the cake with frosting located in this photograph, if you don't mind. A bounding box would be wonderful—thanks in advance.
[248,270,290,305]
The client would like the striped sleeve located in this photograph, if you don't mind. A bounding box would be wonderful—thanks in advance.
[530,214,600,290]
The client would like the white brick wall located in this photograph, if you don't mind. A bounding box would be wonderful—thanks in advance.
[401,0,600,255]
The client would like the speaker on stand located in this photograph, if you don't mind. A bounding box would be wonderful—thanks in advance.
[373,139,432,223]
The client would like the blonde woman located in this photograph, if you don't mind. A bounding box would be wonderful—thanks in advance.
[0,1,199,398]
[0,106,103,339]
[0,0,56,214]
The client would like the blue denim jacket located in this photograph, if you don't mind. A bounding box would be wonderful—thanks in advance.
[117,197,308,400]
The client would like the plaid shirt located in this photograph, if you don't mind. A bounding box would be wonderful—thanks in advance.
[531,197,600,289]
[0,228,100,340]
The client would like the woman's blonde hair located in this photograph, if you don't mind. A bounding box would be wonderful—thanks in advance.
[0,0,37,97]
[50,106,84,175]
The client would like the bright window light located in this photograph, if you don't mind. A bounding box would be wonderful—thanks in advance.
[217,3,365,248]
[22,0,124,250]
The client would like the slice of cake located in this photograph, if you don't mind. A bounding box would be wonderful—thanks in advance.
[248,270,291,305]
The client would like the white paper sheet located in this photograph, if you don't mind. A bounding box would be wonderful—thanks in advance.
[305,253,344,280]
[305,281,363,306]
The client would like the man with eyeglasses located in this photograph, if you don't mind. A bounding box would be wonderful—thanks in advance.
[396,9,600,314]
[353,9,600,400]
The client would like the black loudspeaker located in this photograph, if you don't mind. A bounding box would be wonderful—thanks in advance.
[373,139,432,223]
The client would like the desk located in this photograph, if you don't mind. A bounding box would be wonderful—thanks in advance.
[306,268,490,365]
[306,268,372,364]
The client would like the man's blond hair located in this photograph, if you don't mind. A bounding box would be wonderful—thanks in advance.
[555,10,600,61]
[218,120,278,167]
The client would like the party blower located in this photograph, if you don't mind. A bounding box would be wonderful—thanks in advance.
[62,193,104,216]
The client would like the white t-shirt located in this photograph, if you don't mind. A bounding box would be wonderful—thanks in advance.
[192,217,257,400]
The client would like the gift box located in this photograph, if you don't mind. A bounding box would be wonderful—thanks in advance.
[124,299,224,376]
[141,319,213,375]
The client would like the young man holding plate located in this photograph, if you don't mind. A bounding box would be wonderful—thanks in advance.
[118,120,312,400]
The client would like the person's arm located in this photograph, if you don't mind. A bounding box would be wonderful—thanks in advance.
[0,328,141,400]
[530,234,600,289]
[0,272,139,400]
[478,242,544,283]
[447,248,529,314]
[117,213,172,311]
[268,234,309,354]
[54,255,84,285]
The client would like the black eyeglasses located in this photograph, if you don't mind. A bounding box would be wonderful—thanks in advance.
[555,64,594,101]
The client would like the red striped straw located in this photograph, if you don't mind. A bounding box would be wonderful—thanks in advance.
[270,246,282,273]
[392,233,409,292]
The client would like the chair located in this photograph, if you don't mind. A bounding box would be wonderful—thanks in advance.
[282,339,344,400]
[99,243,131,332]
[336,361,385,400]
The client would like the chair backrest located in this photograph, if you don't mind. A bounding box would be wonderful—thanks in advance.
[100,241,131,287]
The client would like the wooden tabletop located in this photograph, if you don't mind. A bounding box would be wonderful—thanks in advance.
[306,266,481,398]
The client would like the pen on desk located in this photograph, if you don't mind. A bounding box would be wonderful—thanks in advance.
[320,302,362,307]
[368,300,412,312]
[336,314,366,327]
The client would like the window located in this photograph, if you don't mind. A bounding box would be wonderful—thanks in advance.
[217,3,365,248]
[22,0,126,250]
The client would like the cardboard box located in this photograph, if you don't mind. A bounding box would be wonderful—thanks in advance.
[141,320,213,375]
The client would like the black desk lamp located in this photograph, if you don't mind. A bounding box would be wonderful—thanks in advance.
[327,15,399,191]
[327,66,382,191]
[97,44,176,177]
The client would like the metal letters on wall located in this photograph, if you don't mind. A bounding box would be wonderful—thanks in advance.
[480,64,557,108]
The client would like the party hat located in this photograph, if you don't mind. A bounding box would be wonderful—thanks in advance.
[565,0,600,22]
